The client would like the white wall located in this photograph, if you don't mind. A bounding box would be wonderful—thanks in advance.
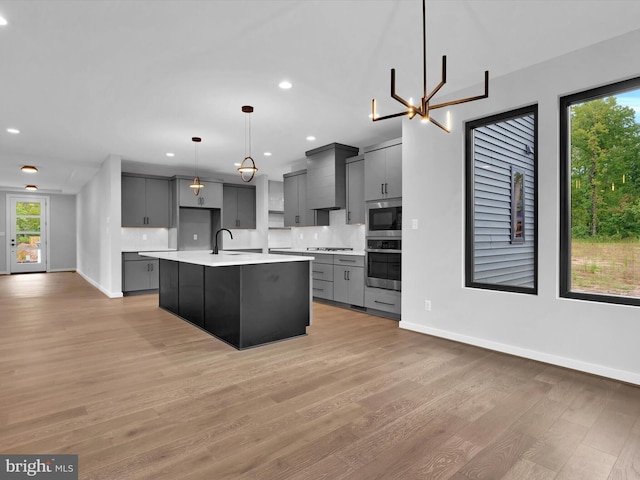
[401,28,640,385]
[76,155,122,297]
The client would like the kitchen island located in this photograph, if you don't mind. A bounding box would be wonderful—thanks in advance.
[139,250,313,349]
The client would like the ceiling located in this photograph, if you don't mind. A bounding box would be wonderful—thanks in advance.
[1,0,639,194]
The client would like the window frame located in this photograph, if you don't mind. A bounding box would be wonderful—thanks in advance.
[559,76,640,307]
[465,105,539,294]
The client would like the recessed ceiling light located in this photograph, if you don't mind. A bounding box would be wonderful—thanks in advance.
[7,128,20,134]
[21,165,39,173]
[279,80,292,89]
[0,16,7,26]
[306,136,316,141]
[25,185,38,191]
[263,152,272,156]
[166,152,175,157]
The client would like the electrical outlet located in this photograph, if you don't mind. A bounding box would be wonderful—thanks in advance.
[424,300,431,311]
[193,234,198,240]
[412,219,418,230]
[314,233,318,239]
[299,233,303,240]
[142,234,147,240]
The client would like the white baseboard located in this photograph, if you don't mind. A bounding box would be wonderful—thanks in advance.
[0,271,8,275]
[400,320,640,386]
[76,270,123,299]
[48,268,76,273]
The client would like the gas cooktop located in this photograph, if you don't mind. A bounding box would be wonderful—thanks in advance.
[306,247,354,252]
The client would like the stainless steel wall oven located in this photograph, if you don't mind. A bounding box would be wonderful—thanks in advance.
[366,238,401,291]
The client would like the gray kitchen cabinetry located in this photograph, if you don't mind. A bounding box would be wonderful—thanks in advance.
[364,139,402,201]
[178,178,223,208]
[346,156,365,224]
[122,253,159,294]
[364,286,401,316]
[333,255,364,307]
[311,253,334,301]
[306,143,359,210]
[223,184,256,229]
[121,175,170,227]
[283,170,329,227]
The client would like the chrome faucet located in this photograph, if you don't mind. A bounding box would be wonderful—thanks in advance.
[212,228,233,254]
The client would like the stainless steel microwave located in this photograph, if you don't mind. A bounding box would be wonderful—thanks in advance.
[365,199,402,237]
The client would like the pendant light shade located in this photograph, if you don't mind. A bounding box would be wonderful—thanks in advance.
[238,105,258,183]
[189,137,204,196]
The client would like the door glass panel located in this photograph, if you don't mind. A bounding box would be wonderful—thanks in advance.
[14,202,43,266]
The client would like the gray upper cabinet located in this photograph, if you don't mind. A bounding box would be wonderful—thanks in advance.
[346,156,365,224]
[364,139,402,201]
[178,178,223,208]
[122,175,170,227]
[283,170,329,227]
[306,143,359,210]
[223,184,256,229]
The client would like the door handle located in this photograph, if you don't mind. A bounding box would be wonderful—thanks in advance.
[385,183,388,194]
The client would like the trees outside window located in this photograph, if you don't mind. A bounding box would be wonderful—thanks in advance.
[560,78,640,305]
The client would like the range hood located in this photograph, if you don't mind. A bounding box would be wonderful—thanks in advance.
[305,142,359,210]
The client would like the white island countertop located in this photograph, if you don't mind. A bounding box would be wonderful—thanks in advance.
[139,250,313,267]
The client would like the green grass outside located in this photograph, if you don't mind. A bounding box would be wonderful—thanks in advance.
[571,239,640,297]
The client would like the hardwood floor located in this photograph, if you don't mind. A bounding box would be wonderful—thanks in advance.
[1,272,639,480]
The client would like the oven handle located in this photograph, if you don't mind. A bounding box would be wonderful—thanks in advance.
[366,249,402,254]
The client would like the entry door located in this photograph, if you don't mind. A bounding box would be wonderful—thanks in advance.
[9,197,47,273]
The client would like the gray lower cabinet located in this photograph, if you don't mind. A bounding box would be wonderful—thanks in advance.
[333,255,364,306]
[122,253,159,293]
[364,286,401,316]
[121,175,170,227]
[223,184,256,229]
[311,253,334,300]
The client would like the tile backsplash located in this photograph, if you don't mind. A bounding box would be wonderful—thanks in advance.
[121,228,170,251]
[290,210,364,250]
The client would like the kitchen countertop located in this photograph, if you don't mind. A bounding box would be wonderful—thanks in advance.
[270,248,365,257]
[139,250,313,267]
[122,248,177,253]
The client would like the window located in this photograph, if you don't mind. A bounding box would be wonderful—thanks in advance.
[560,78,640,306]
[465,106,538,293]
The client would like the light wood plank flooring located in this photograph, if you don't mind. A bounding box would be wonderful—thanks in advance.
[1,272,639,480]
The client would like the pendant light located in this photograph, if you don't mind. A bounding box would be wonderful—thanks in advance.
[189,136,204,196]
[371,0,489,132]
[238,105,258,182]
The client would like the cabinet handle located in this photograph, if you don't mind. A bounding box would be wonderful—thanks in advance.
[295,215,300,224]
[347,271,350,280]
[344,271,347,280]
[348,211,351,222]
[375,300,395,306]
[381,183,384,194]
[338,258,356,263]
[312,270,323,274]
[385,183,388,194]
[313,287,324,292]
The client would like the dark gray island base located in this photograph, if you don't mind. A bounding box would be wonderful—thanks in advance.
[155,254,311,349]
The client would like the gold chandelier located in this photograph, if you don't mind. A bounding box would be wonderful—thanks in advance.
[372,0,489,132]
